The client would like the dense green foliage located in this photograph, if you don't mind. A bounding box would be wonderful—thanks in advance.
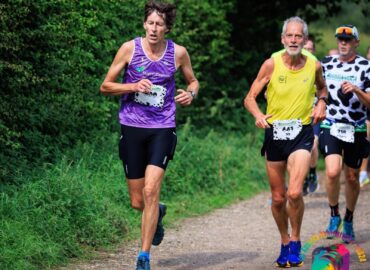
[0,126,267,269]
[0,0,237,183]
[1,0,141,182]
[228,0,369,90]
[311,0,370,59]
[228,0,341,82]
[3,0,367,182]
[1,0,369,182]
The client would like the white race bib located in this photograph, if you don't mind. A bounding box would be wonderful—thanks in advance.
[273,119,302,140]
[330,123,355,143]
[134,85,166,108]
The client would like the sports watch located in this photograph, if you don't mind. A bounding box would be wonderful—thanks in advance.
[187,90,196,99]
[318,96,328,105]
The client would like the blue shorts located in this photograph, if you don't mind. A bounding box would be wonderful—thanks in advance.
[261,125,314,162]
[119,125,177,179]
[319,128,370,169]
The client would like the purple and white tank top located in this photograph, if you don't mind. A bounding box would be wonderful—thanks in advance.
[119,37,177,128]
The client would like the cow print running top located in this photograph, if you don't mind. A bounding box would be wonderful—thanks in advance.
[321,54,370,126]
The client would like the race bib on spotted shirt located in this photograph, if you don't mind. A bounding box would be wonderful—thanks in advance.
[273,119,302,140]
[134,85,166,108]
[330,123,355,143]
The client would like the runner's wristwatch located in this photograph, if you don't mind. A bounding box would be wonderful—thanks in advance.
[318,96,328,105]
[187,90,196,99]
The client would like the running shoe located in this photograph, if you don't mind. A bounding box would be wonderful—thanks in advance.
[308,172,319,193]
[342,221,355,243]
[275,243,290,268]
[152,203,167,246]
[302,177,309,196]
[136,256,150,270]
[288,241,304,267]
[360,177,370,188]
[326,216,342,238]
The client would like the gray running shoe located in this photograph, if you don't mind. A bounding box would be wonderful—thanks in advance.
[308,172,319,193]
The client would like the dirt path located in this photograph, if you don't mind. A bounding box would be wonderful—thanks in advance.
[64,174,370,269]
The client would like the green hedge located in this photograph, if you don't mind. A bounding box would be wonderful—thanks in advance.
[1,0,348,182]
[1,0,139,182]
[0,0,237,183]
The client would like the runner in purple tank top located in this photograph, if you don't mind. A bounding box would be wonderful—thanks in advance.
[100,1,199,269]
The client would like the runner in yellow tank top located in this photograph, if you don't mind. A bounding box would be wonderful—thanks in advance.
[269,40,322,197]
[266,53,316,125]
[244,17,328,268]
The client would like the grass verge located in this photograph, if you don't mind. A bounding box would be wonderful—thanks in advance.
[0,124,268,269]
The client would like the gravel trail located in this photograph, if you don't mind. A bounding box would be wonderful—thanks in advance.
[64,173,370,269]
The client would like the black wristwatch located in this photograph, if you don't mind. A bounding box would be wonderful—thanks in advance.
[318,96,328,105]
[187,90,196,99]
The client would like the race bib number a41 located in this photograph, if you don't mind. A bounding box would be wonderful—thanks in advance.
[134,85,166,108]
[330,123,355,143]
[273,119,302,140]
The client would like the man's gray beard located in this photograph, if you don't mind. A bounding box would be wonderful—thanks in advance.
[284,44,302,56]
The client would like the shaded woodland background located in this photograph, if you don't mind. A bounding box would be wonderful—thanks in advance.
[1,0,369,183]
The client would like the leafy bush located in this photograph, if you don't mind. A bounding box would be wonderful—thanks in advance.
[0,0,236,183]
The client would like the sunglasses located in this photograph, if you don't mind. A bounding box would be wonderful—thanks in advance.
[335,27,354,36]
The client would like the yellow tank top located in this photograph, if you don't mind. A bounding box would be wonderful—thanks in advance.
[266,55,316,125]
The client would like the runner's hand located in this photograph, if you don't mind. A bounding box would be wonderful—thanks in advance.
[311,101,326,125]
[134,79,152,93]
[255,114,272,129]
[341,81,358,94]
[175,89,193,106]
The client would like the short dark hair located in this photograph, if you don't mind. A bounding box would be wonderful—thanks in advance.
[144,1,176,32]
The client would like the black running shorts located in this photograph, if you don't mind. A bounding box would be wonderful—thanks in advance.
[118,125,177,179]
[319,128,370,169]
[261,125,314,162]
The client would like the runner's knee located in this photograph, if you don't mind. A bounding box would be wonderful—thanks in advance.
[143,185,160,205]
[326,167,341,181]
[131,199,144,211]
[271,195,286,208]
[287,190,301,202]
[346,170,359,185]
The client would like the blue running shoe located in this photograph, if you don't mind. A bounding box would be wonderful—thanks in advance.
[136,256,150,270]
[288,241,304,267]
[275,244,290,268]
[152,203,167,246]
[326,216,341,239]
[308,172,319,193]
[342,221,355,243]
